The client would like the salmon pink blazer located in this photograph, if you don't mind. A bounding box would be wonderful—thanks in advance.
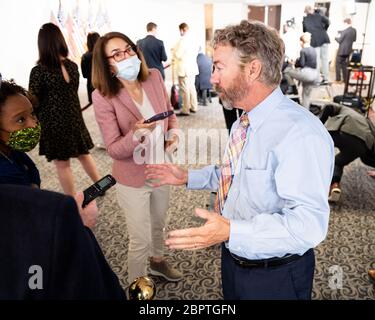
[92,69,178,187]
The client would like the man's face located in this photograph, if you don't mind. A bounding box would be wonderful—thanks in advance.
[211,45,250,109]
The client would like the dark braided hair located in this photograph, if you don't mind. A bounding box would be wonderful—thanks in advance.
[0,76,36,112]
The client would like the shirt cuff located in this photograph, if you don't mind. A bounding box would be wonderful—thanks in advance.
[187,169,203,189]
[228,219,253,257]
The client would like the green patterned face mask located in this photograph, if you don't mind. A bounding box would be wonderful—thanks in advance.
[6,123,41,152]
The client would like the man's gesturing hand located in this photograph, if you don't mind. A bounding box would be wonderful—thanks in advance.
[165,208,230,250]
[145,163,188,187]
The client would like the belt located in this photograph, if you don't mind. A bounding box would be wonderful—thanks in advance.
[229,249,309,269]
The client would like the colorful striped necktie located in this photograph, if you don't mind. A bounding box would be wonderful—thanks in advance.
[215,113,250,213]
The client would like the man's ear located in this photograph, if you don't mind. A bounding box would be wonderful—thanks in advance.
[247,59,262,81]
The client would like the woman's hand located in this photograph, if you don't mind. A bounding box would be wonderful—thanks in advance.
[133,119,156,132]
[165,133,179,154]
[133,119,156,141]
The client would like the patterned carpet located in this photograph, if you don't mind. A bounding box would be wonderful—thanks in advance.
[28,83,375,300]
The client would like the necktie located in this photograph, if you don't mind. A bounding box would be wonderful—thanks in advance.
[215,113,250,213]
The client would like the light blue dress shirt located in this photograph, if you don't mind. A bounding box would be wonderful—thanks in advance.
[188,87,334,260]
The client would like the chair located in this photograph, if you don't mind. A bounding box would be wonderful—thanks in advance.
[312,81,333,101]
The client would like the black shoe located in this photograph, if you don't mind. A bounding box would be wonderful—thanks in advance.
[177,112,189,116]
[320,80,329,85]
[190,109,197,113]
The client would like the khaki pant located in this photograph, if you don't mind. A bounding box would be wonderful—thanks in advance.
[179,75,198,114]
[116,181,170,284]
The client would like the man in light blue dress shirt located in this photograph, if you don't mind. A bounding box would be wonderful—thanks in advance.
[146,20,334,300]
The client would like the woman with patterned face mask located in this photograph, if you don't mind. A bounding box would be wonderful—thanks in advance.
[0,78,41,188]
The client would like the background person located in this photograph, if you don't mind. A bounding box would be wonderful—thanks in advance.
[335,18,357,83]
[303,5,330,83]
[0,184,126,300]
[81,32,100,107]
[320,103,375,202]
[195,50,213,106]
[172,23,199,116]
[91,31,182,285]
[29,23,100,196]
[283,32,320,109]
[137,22,168,80]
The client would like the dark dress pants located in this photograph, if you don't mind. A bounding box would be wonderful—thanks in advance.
[335,55,349,82]
[221,245,315,300]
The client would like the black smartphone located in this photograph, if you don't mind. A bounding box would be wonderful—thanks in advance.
[144,110,174,123]
[82,174,117,208]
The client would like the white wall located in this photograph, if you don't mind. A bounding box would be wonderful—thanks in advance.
[0,0,206,87]
[213,2,247,30]
[0,0,373,89]
[280,0,308,37]
[107,0,205,61]
[354,1,374,67]
[0,0,51,86]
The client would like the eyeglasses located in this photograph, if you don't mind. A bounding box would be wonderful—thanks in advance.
[107,46,136,62]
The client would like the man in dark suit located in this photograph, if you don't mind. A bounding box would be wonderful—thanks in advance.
[137,22,168,80]
[303,5,330,83]
[335,18,357,83]
[0,184,126,299]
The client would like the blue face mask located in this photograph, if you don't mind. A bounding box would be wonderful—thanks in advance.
[116,55,141,81]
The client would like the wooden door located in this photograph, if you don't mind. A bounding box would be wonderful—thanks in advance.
[268,5,281,31]
[248,6,265,23]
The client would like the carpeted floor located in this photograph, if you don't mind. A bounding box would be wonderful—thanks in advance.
[28,83,375,300]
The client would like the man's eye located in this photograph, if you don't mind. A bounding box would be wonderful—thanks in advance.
[17,117,25,124]
[114,52,122,58]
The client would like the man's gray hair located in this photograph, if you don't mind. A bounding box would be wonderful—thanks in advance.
[213,20,284,86]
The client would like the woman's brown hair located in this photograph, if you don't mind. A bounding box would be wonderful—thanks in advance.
[92,32,149,97]
[37,23,68,68]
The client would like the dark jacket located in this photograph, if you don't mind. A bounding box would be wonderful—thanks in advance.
[195,53,213,90]
[322,103,375,151]
[303,12,330,47]
[0,150,40,187]
[335,26,357,57]
[137,35,167,79]
[0,184,126,300]
[81,51,94,102]
[295,47,317,69]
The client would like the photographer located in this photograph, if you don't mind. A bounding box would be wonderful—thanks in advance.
[0,184,126,299]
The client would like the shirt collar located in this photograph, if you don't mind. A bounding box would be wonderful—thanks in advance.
[244,87,284,131]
